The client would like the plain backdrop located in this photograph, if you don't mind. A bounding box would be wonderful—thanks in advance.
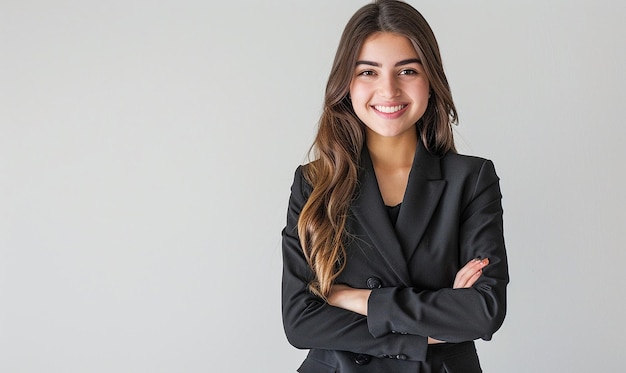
[1,1,625,372]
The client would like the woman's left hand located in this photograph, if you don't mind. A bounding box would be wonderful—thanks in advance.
[327,284,372,316]
[453,257,489,289]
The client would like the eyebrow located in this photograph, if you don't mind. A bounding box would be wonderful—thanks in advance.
[355,58,422,67]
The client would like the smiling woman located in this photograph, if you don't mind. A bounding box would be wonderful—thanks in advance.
[281,0,508,372]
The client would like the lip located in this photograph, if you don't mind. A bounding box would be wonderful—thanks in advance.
[371,103,409,119]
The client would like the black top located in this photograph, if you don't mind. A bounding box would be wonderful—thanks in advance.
[386,203,402,226]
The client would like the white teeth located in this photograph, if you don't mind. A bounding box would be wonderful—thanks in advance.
[374,105,406,113]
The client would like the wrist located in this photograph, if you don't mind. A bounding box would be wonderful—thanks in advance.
[360,289,372,316]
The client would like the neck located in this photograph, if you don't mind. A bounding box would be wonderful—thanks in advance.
[366,128,417,170]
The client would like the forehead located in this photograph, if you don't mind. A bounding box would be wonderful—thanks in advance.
[357,32,419,61]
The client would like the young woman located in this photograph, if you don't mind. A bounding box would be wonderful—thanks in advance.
[281,1,508,372]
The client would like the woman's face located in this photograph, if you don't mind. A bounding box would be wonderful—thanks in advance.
[349,32,430,141]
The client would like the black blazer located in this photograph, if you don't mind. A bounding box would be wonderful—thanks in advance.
[282,143,508,373]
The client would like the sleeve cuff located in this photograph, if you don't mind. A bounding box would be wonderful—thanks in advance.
[367,287,395,338]
[368,288,428,361]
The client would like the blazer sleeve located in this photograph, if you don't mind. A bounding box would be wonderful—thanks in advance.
[282,166,429,361]
[367,160,509,343]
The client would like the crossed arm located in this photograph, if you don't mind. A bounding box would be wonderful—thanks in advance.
[327,257,490,343]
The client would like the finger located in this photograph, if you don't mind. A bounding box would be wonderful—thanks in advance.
[454,268,481,289]
[465,268,483,288]
[455,258,483,280]
[454,258,489,288]
[464,257,488,272]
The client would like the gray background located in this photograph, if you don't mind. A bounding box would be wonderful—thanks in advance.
[2,0,625,372]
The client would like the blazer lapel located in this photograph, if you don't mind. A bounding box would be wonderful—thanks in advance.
[350,149,411,286]
[396,142,446,262]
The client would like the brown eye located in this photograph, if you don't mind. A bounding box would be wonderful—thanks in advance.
[399,69,418,75]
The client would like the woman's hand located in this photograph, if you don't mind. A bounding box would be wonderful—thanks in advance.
[327,284,371,316]
[453,257,489,289]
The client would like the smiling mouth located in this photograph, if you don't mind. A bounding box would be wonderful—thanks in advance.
[373,104,407,114]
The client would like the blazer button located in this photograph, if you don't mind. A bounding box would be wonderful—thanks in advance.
[396,354,407,360]
[366,277,382,289]
[354,353,371,365]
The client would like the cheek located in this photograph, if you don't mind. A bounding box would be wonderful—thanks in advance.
[348,83,357,100]
[348,86,369,122]
[349,83,369,106]
[407,85,430,104]
[404,78,429,93]
[418,80,431,96]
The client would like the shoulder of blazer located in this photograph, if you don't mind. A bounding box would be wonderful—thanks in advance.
[293,163,314,198]
[439,151,495,179]
[441,151,489,166]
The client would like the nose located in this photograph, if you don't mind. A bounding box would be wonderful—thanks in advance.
[378,74,400,98]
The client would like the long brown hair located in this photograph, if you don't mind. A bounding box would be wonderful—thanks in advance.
[298,0,458,298]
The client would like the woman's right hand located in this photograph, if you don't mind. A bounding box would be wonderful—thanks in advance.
[428,257,490,344]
